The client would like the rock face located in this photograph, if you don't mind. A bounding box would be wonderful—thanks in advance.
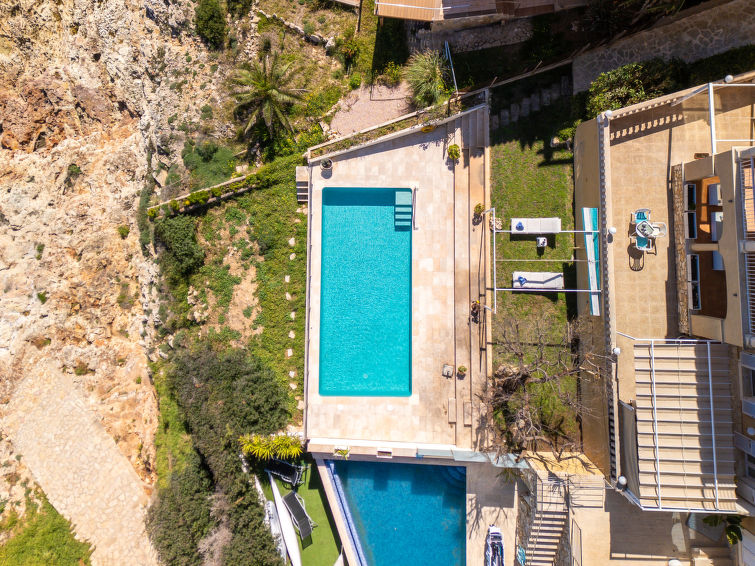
[0,0,225,561]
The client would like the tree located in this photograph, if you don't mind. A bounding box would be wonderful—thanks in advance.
[484,317,607,462]
[404,50,449,108]
[154,215,205,277]
[195,0,226,50]
[229,55,304,139]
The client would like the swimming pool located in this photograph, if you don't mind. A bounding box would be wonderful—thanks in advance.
[330,460,466,566]
[319,187,412,396]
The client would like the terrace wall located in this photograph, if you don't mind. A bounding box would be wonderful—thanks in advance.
[572,0,755,92]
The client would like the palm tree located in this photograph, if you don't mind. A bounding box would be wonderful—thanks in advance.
[230,54,304,138]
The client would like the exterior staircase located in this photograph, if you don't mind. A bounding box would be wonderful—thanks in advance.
[394,190,413,230]
[295,166,309,204]
[523,474,568,566]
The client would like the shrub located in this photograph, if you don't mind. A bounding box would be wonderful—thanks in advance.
[302,20,315,36]
[37,292,47,304]
[586,58,688,117]
[382,61,402,86]
[405,50,449,108]
[35,243,44,260]
[117,225,130,239]
[200,104,213,120]
[239,433,303,460]
[147,452,214,566]
[348,73,362,90]
[447,144,460,161]
[153,215,205,277]
[195,0,226,49]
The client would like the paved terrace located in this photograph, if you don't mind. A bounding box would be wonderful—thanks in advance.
[304,106,492,455]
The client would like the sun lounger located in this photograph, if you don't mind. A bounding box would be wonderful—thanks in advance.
[266,459,307,487]
[512,271,564,290]
[282,491,317,541]
[510,217,561,234]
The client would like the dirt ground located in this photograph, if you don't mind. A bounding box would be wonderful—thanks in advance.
[329,82,412,136]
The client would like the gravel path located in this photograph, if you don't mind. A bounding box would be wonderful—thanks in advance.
[3,371,158,566]
[330,82,412,136]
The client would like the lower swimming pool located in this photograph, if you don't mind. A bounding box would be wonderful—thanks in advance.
[319,187,412,396]
[330,460,466,566]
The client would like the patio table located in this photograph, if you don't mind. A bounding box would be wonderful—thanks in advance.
[635,220,655,238]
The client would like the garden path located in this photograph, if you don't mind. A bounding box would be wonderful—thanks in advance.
[329,82,411,136]
[2,370,159,566]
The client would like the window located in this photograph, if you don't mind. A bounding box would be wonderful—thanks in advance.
[688,254,701,310]
[686,211,698,239]
[685,182,697,210]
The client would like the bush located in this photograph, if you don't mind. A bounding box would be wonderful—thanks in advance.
[381,62,402,86]
[239,433,303,460]
[117,224,130,239]
[586,58,688,117]
[147,452,214,566]
[688,45,755,85]
[167,344,289,565]
[154,215,205,277]
[348,73,362,90]
[405,50,449,108]
[447,144,460,161]
[200,104,214,120]
[195,0,226,49]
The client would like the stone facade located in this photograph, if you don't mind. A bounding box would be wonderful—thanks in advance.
[572,0,755,92]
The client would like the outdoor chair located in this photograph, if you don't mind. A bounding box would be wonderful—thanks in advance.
[650,222,668,238]
[631,209,651,224]
[634,236,655,253]
[265,458,307,487]
[282,491,317,540]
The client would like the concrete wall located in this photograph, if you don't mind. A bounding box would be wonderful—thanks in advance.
[572,0,755,92]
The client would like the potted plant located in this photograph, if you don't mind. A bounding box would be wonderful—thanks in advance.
[333,447,350,459]
[457,365,467,378]
[473,202,484,224]
[447,144,460,162]
[321,158,333,171]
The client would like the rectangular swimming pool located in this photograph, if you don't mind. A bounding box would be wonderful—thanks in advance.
[319,187,412,396]
[329,460,466,566]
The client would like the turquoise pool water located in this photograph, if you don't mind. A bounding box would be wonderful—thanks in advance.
[332,460,466,566]
[319,187,412,396]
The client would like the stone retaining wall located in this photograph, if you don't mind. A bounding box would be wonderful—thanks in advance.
[572,0,755,92]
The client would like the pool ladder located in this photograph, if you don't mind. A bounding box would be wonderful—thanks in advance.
[394,189,413,231]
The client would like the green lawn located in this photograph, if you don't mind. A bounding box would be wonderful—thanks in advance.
[0,496,93,566]
[490,96,576,355]
[262,460,341,566]
[489,96,579,441]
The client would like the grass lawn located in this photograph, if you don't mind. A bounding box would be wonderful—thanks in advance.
[489,96,579,439]
[0,496,93,566]
[490,96,576,352]
[261,459,341,566]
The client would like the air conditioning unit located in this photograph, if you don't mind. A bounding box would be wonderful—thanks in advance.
[738,479,755,507]
[708,183,722,206]
[711,211,723,242]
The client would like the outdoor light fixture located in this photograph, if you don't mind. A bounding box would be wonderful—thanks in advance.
[748,427,755,436]
[724,74,734,83]
[617,475,627,487]
[668,559,682,566]
[608,226,617,235]
[605,109,613,119]
[612,347,621,356]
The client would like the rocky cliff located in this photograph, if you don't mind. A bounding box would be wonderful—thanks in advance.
[0,0,241,559]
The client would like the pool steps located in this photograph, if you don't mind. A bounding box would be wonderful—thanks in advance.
[394,190,413,230]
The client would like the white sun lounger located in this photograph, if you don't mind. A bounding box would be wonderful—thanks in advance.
[510,217,562,234]
[512,271,564,290]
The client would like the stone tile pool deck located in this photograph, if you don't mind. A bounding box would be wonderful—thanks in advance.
[304,106,492,453]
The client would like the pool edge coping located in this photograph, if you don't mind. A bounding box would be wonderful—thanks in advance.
[315,457,365,566]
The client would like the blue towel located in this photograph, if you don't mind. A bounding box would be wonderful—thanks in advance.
[636,236,650,249]
[636,211,647,222]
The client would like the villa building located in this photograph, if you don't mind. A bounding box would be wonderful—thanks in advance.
[373,0,586,28]
[573,71,755,564]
